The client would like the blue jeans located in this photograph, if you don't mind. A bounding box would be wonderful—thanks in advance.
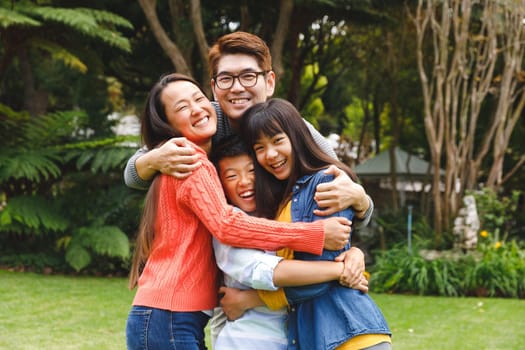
[126,306,210,350]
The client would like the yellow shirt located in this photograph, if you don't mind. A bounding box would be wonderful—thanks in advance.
[258,201,391,350]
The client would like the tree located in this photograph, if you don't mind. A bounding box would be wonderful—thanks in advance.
[411,0,525,240]
[0,1,133,116]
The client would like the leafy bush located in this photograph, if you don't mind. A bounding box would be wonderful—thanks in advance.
[0,104,141,274]
[370,188,525,298]
[462,231,525,298]
[472,187,521,241]
[370,237,525,298]
[370,243,465,296]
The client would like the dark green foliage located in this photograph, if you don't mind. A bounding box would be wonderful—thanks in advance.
[0,195,68,234]
[66,225,130,272]
[0,102,140,274]
[4,3,133,52]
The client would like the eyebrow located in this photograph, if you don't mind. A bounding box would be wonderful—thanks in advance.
[216,68,260,76]
[171,90,204,108]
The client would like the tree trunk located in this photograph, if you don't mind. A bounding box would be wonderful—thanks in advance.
[410,0,524,237]
[270,0,294,81]
[138,0,191,76]
[19,46,47,117]
[189,0,210,93]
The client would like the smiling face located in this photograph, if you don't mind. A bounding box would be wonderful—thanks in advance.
[211,54,275,129]
[217,154,256,213]
[161,80,217,151]
[253,132,293,181]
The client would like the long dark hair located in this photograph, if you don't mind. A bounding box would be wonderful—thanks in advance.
[129,73,205,289]
[141,73,205,149]
[239,98,357,219]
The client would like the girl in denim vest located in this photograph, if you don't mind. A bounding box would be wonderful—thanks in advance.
[240,98,392,350]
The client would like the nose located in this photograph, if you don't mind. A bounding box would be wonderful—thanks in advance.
[190,101,204,115]
[265,146,278,160]
[230,76,245,91]
[239,172,254,186]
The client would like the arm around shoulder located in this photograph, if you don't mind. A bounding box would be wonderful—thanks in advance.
[123,147,152,190]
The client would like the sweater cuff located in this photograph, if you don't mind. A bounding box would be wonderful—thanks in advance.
[353,195,374,229]
[124,150,153,190]
[291,221,324,255]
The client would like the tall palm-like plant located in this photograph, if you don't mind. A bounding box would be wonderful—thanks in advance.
[0,1,133,115]
[0,1,141,273]
[0,103,140,272]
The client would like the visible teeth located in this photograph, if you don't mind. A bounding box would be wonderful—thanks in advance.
[240,190,254,198]
[230,98,248,104]
[193,117,208,127]
[272,160,286,169]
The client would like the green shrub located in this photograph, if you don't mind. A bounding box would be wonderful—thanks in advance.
[370,244,464,296]
[0,105,141,274]
[370,239,525,298]
[463,235,525,298]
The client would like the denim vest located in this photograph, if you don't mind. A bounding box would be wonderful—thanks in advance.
[285,171,391,350]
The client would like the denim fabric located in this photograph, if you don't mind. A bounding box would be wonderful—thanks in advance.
[126,306,210,350]
[284,171,353,305]
[285,172,391,350]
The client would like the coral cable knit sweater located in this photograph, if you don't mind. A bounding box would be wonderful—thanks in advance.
[132,146,325,312]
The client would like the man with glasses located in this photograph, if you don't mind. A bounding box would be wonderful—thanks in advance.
[124,31,372,219]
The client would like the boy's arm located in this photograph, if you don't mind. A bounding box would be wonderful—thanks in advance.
[303,119,337,158]
[212,238,283,291]
[302,119,374,223]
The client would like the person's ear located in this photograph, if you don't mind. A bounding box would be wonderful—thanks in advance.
[265,70,276,98]
[211,79,218,101]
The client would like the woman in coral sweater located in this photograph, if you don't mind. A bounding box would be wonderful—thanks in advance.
[125,73,352,350]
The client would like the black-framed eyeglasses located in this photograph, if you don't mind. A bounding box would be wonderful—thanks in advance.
[213,71,268,90]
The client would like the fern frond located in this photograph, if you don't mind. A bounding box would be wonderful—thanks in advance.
[0,7,40,28]
[80,225,130,258]
[32,39,88,73]
[0,195,69,233]
[65,243,91,272]
[0,104,31,147]
[0,150,62,182]
[21,6,132,52]
[90,147,134,173]
[65,225,130,271]
[21,6,97,31]
[87,27,131,52]
[77,8,133,30]
[23,110,89,147]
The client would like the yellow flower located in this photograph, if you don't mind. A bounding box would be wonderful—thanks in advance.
[480,230,489,238]
[494,241,502,249]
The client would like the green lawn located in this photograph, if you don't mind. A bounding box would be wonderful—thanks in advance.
[1,270,524,349]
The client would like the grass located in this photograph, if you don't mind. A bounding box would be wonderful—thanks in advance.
[1,270,524,350]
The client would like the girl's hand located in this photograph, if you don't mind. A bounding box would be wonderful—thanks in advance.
[335,247,368,293]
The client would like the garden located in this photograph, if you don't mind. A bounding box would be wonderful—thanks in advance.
[1,1,525,349]
[2,270,524,350]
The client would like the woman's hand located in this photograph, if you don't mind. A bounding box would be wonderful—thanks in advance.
[322,217,352,250]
